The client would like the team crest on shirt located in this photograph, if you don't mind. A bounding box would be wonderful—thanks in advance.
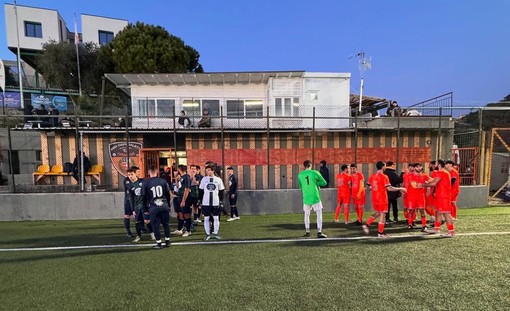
[109,142,143,177]
[206,183,217,191]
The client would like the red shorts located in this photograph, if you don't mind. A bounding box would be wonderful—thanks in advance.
[338,194,351,205]
[451,192,459,202]
[426,193,436,209]
[403,195,409,208]
[407,195,426,209]
[435,197,451,213]
[352,195,366,206]
[373,203,387,213]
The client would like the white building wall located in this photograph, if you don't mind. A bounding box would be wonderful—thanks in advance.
[5,4,61,50]
[129,72,350,129]
[81,14,128,45]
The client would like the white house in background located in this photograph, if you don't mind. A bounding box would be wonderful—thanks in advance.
[4,3,128,65]
[105,71,351,129]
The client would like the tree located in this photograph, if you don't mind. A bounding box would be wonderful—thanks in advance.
[37,41,113,95]
[106,22,204,73]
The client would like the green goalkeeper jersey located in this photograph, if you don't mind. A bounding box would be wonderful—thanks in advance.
[298,169,327,205]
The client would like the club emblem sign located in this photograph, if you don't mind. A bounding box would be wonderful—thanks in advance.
[109,142,143,177]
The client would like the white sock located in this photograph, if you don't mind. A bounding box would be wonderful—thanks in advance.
[213,216,220,234]
[304,209,311,232]
[204,217,210,235]
[316,209,323,232]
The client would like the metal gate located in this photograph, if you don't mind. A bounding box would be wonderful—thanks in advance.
[452,147,478,185]
[487,128,510,199]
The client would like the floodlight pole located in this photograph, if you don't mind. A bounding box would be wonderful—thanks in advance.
[14,0,25,109]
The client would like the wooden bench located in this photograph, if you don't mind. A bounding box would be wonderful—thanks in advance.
[33,164,104,185]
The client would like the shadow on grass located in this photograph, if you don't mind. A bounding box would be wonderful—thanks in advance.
[0,247,150,264]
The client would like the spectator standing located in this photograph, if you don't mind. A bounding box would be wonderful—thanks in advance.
[318,160,329,188]
[384,161,403,223]
[226,166,240,221]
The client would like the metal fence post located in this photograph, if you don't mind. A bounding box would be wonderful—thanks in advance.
[354,111,358,163]
[7,125,15,193]
[396,111,401,171]
[437,107,443,159]
[172,105,177,168]
[221,106,225,180]
[311,107,316,165]
[266,106,270,189]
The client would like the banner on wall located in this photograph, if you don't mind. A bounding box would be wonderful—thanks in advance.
[109,142,143,177]
[31,94,68,111]
[0,91,21,109]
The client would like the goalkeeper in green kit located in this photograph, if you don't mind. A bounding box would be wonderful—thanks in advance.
[298,160,328,238]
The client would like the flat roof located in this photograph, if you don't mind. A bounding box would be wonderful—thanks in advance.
[105,71,307,91]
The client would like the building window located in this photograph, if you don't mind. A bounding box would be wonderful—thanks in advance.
[183,99,220,117]
[227,100,263,118]
[98,30,114,45]
[24,21,42,38]
[275,97,299,117]
[136,99,175,117]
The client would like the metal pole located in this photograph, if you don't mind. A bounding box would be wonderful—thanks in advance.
[358,78,364,113]
[437,107,443,159]
[13,0,25,109]
[311,107,316,165]
[99,76,105,126]
[220,106,225,180]
[266,106,270,189]
[477,109,483,184]
[172,105,178,167]
[80,131,84,191]
[125,103,130,173]
[7,125,15,192]
[354,110,358,163]
[396,112,401,171]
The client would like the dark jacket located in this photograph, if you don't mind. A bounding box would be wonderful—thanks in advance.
[384,168,403,200]
[319,165,329,188]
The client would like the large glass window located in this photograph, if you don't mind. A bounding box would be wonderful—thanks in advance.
[245,100,263,118]
[25,21,42,38]
[157,99,175,117]
[182,100,201,117]
[226,100,244,118]
[275,97,299,117]
[98,30,114,45]
[183,99,220,117]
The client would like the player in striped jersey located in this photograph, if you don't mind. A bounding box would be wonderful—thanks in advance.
[198,165,226,240]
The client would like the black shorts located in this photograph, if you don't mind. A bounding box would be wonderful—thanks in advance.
[189,196,198,206]
[229,193,238,206]
[202,205,220,217]
[175,197,192,214]
[134,210,149,222]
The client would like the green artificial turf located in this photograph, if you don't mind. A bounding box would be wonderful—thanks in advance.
[0,207,509,311]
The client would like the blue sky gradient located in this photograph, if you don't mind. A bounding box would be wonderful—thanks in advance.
[1,0,508,107]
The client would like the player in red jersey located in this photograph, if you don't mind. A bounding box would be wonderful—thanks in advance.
[362,161,406,237]
[422,160,455,237]
[445,160,460,220]
[335,165,352,224]
[401,163,414,226]
[425,161,438,222]
[409,163,434,232]
[349,163,365,225]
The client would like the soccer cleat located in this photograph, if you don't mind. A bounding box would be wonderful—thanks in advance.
[352,220,363,226]
[152,244,162,250]
[212,234,222,240]
[317,232,327,238]
[132,236,141,243]
[182,231,191,237]
[234,216,241,220]
[196,219,202,223]
[304,232,311,237]
[441,232,455,238]
[362,225,369,235]
[127,232,133,238]
[344,221,349,225]
[150,233,156,241]
[164,240,170,247]
[203,235,211,241]
[226,217,235,222]
[407,225,413,229]
[377,233,389,238]
[421,227,428,233]
[333,219,340,223]
[171,229,183,236]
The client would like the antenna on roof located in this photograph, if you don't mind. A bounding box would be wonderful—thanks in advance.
[350,51,372,112]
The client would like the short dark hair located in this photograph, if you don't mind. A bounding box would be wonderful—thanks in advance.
[437,159,445,167]
[303,160,312,168]
[148,166,157,174]
[195,165,201,170]
[227,166,234,170]
[386,161,394,167]
[320,160,326,165]
[413,163,423,167]
[349,163,357,168]
[205,165,214,171]
[407,163,415,167]
[127,168,136,174]
[178,164,187,173]
[376,161,385,170]
[129,166,139,171]
[445,160,456,165]
[341,164,348,171]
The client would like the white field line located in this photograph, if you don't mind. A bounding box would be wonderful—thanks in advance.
[1,231,510,252]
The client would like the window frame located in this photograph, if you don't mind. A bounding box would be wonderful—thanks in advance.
[98,30,114,45]
[24,21,42,38]
[226,99,264,119]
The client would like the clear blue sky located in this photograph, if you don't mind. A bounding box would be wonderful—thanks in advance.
[1,0,509,107]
